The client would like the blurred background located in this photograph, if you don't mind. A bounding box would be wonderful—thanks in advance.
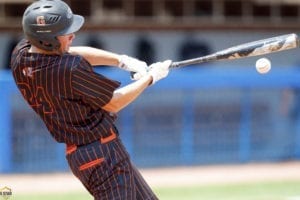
[1,0,300,195]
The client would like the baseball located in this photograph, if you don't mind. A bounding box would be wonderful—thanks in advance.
[255,58,271,74]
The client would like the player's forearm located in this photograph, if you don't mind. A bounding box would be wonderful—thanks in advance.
[102,75,153,113]
[69,46,120,66]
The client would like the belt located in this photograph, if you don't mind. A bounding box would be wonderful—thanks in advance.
[66,128,117,155]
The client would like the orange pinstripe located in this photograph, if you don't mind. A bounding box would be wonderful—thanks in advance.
[79,158,104,171]
[100,128,117,144]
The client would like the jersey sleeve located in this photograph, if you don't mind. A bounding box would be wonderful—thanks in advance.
[71,58,121,108]
[10,39,31,70]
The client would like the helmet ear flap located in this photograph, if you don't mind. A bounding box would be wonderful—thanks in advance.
[38,37,61,51]
[26,31,61,51]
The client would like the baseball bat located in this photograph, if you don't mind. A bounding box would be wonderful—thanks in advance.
[170,33,299,68]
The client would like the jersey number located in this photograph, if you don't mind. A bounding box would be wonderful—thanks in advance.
[18,83,54,114]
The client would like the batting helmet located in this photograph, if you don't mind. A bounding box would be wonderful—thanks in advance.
[22,0,84,51]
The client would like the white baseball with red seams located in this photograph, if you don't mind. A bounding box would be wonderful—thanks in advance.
[255,58,271,74]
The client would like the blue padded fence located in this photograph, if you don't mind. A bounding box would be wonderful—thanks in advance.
[1,66,300,173]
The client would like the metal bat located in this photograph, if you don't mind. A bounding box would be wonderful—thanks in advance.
[170,33,299,68]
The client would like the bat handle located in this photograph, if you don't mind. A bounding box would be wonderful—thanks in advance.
[169,62,179,69]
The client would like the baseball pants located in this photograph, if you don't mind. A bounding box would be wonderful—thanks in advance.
[66,130,158,200]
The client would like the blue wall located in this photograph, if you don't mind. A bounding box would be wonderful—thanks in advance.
[1,65,300,173]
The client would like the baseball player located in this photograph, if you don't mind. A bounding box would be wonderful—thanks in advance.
[10,0,171,199]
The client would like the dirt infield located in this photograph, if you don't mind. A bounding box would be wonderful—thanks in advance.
[1,161,300,194]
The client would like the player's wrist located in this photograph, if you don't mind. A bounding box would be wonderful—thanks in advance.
[146,74,154,86]
[148,70,158,85]
[117,54,127,69]
[117,54,149,80]
[117,54,147,70]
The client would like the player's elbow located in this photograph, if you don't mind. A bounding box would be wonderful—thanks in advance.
[102,90,135,113]
[102,102,121,113]
[102,94,124,113]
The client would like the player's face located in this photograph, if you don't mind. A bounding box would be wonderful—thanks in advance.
[57,33,75,53]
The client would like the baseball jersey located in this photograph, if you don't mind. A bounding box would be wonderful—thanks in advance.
[11,39,121,145]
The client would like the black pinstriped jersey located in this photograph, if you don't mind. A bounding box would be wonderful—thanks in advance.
[11,39,121,145]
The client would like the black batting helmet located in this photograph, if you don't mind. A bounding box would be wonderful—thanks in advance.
[22,0,84,51]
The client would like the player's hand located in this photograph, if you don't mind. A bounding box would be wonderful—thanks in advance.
[148,60,172,85]
[118,55,148,80]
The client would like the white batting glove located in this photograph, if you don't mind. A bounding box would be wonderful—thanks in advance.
[118,55,148,80]
[148,60,172,85]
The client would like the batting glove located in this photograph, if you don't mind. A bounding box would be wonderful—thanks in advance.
[118,55,148,80]
[148,60,172,85]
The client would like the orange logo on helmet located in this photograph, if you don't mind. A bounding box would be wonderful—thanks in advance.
[36,16,46,26]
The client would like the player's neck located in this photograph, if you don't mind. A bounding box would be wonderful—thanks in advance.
[29,45,61,55]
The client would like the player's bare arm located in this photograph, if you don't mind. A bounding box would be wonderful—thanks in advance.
[69,47,149,80]
[103,74,153,113]
[69,46,120,66]
[103,60,171,113]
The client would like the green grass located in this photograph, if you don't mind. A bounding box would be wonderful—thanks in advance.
[155,181,300,200]
[14,180,300,200]
[14,192,92,200]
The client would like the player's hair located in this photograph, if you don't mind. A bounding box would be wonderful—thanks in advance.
[22,0,84,51]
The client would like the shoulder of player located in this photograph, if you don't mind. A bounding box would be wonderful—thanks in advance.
[63,54,93,72]
[12,39,30,55]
